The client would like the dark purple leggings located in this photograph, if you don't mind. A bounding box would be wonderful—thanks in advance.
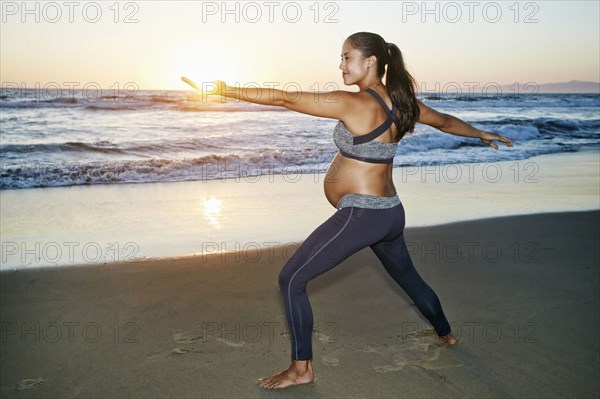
[278,193,451,360]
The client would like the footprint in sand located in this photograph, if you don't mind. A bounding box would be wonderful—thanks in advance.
[215,337,246,348]
[374,362,407,373]
[173,328,204,344]
[170,347,193,355]
[370,343,439,373]
[403,329,437,341]
[362,329,461,373]
[315,331,336,344]
[169,327,246,355]
[145,328,209,361]
[321,353,340,367]
[146,350,167,360]
[17,378,47,390]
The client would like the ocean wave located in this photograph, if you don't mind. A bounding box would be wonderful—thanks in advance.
[474,117,599,137]
[1,136,245,157]
[1,141,130,155]
[0,89,287,112]
[419,93,600,109]
[83,104,140,111]
[0,151,332,189]
[534,118,600,136]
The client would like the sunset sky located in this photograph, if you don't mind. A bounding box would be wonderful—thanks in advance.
[1,1,599,91]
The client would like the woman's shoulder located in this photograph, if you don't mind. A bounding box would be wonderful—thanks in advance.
[334,89,383,111]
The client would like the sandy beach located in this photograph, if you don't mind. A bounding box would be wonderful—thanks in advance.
[1,209,598,398]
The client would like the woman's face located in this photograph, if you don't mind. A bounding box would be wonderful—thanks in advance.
[339,40,371,86]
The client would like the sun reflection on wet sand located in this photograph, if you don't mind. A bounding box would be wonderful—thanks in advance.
[202,196,222,230]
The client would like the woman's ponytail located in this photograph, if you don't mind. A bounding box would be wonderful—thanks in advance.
[385,42,420,137]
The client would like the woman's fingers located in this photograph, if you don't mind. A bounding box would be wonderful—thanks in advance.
[500,135,514,147]
[480,132,514,149]
[482,138,498,150]
[180,77,224,95]
[181,76,201,91]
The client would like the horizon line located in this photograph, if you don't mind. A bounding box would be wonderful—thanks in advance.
[2,80,599,93]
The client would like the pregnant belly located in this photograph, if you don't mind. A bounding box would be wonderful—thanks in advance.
[324,152,397,208]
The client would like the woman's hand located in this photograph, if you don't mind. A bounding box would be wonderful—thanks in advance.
[479,131,514,150]
[181,76,225,96]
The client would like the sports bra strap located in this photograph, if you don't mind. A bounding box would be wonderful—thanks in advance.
[365,88,392,115]
[352,88,401,145]
[352,118,395,144]
[365,88,401,130]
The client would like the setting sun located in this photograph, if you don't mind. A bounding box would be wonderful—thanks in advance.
[161,40,240,90]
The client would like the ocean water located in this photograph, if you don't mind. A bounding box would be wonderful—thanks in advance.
[1,89,599,189]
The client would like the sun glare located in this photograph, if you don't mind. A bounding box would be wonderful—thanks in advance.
[164,41,239,90]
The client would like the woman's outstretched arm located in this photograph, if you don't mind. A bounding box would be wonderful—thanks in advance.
[417,100,513,150]
[182,77,354,120]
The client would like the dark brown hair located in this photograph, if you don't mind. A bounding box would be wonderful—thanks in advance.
[346,32,420,137]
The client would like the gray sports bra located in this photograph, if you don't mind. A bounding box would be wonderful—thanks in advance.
[332,87,401,164]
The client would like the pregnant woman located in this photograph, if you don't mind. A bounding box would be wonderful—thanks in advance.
[183,31,513,390]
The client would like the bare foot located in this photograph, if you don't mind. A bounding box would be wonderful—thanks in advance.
[439,333,458,345]
[258,360,314,389]
[426,327,458,345]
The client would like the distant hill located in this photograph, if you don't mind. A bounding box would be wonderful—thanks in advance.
[499,80,600,94]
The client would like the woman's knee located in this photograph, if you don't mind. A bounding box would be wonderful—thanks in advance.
[278,260,311,294]
[278,265,292,289]
[278,263,299,289]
